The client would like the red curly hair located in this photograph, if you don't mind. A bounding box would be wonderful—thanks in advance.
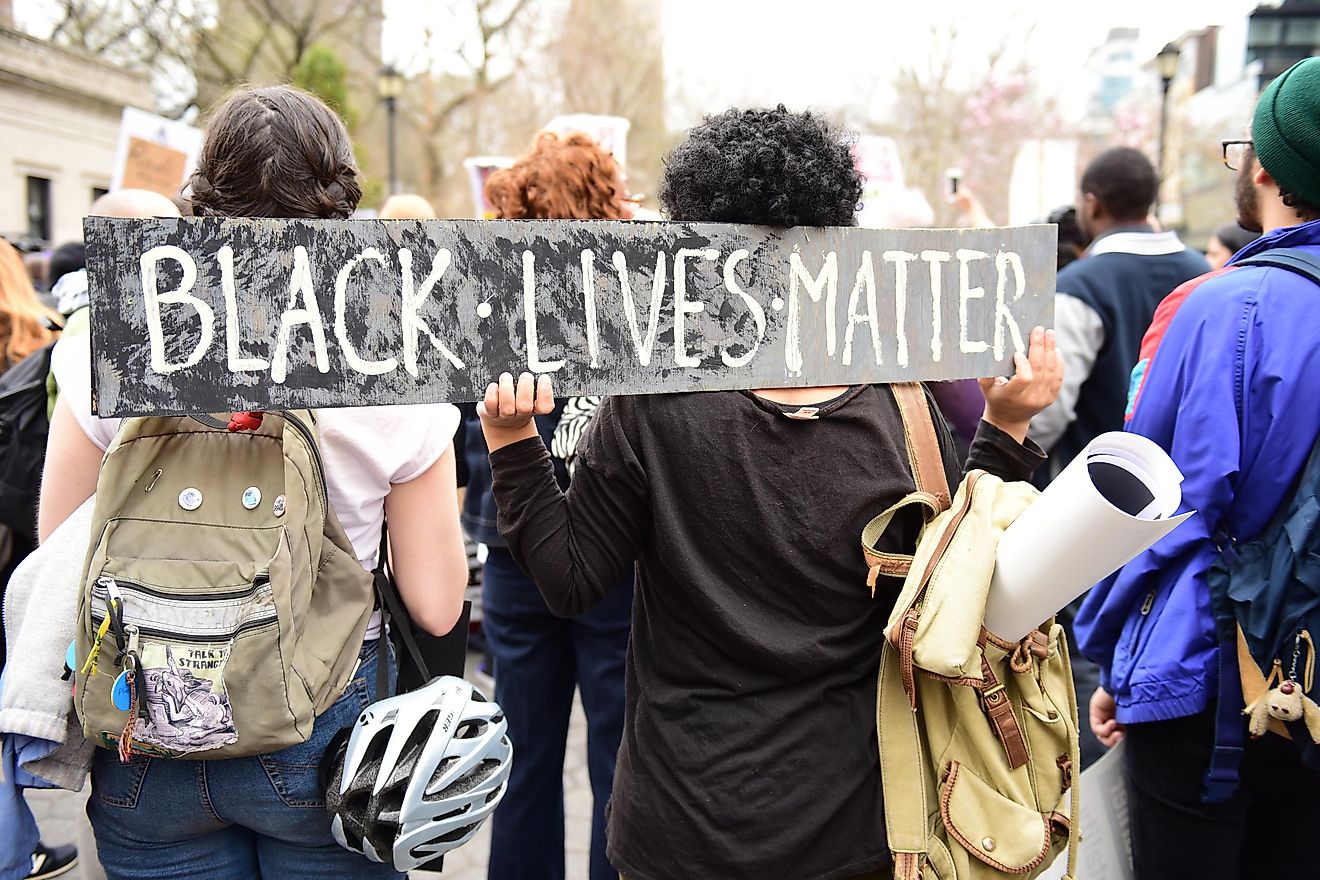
[486,131,628,221]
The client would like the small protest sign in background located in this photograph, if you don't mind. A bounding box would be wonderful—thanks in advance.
[110,107,204,200]
[85,217,1056,417]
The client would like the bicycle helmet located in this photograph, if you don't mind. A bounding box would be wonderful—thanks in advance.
[323,675,512,871]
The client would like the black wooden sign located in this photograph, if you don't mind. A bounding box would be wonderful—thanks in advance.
[85,217,1056,416]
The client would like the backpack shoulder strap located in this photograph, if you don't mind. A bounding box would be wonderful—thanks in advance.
[891,382,952,510]
[1235,247,1320,286]
[860,384,954,591]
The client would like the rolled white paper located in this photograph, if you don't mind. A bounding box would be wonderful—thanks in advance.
[984,432,1194,643]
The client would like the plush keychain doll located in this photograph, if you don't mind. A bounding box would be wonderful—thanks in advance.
[1244,631,1320,743]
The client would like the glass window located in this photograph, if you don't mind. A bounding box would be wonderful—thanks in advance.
[1284,18,1320,47]
[1248,18,1283,47]
[26,176,51,242]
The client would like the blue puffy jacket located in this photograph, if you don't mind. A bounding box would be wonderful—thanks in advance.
[1075,219,1320,724]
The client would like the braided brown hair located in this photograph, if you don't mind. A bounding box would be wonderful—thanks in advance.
[188,85,361,219]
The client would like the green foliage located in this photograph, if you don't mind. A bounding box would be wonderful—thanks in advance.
[292,44,356,130]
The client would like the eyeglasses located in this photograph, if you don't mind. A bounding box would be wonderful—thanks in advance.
[1222,139,1253,172]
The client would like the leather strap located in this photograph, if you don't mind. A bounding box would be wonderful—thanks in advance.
[879,635,929,876]
[890,383,951,511]
[980,654,1030,770]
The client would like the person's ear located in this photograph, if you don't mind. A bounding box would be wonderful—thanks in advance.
[1253,162,1275,190]
[1082,191,1100,223]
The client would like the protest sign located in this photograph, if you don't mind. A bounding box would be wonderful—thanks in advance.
[85,217,1056,416]
[463,157,514,219]
[543,114,631,169]
[110,107,204,199]
[1038,743,1133,880]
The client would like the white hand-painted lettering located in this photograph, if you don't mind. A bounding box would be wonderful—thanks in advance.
[720,249,765,368]
[218,245,268,372]
[883,250,917,368]
[843,250,882,367]
[521,250,565,373]
[919,250,950,362]
[334,247,399,376]
[786,250,838,375]
[399,248,464,376]
[612,250,667,367]
[994,250,1027,360]
[141,245,213,375]
[580,250,600,368]
[956,248,989,354]
[271,246,330,384]
[673,248,717,368]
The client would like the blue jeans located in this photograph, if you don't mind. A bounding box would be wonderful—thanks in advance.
[482,547,632,880]
[88,639,399,880]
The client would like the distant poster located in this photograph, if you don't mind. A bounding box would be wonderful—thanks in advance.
[544,114,631,170]
[463,157,514,219]
[854,135,905,190]
[111,107,204,199]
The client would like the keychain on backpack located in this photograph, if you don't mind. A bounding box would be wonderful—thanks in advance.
[1245,629,1320,742]
[117,651,140,763]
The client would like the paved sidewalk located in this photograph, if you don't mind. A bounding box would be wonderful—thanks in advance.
[26,657,595,880]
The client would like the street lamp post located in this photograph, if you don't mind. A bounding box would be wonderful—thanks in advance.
[377,65,405,196]
[1154,42,1181,219]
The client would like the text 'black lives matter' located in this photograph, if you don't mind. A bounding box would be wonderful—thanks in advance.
[84,216,1057,416]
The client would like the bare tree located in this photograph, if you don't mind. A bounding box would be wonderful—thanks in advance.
[875,25,1062,226]
[45,0,203,115]
[395,0,536,207]
[192,0,381,111]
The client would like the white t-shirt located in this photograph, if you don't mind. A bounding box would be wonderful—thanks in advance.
[51,334,460,638]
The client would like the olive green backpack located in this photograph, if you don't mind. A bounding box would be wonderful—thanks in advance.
[73,412,374,760]
[862,385,1080,880]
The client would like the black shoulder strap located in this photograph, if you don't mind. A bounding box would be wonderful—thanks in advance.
[373,522,433,696]
[1236,247,1320,286]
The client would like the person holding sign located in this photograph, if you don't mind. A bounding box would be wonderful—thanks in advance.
[464,131,635,880]
[38,86,469,880]
[478,106,1063,880]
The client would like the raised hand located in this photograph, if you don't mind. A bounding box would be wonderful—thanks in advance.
[478,372,556,451]
[979,326,1063,443]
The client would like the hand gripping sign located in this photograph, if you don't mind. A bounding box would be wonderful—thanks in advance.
[84,217,1055,416]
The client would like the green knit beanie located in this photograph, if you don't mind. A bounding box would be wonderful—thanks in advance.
[1254,56,1320,210]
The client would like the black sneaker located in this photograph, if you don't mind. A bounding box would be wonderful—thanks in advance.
[27,842,77,880]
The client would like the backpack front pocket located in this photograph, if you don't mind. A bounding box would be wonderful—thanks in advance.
[79,524,307,758]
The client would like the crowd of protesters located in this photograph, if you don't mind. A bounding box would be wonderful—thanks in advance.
[0,44,1317,880]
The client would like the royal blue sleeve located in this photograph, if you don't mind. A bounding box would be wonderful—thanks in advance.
[1074,280,1248,693]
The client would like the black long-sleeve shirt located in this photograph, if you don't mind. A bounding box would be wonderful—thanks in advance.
[490,386,1042,880]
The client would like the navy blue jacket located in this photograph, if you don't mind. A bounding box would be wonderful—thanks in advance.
[1049,227,1209,472]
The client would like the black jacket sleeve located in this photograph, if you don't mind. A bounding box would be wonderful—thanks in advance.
[489,397,650,617]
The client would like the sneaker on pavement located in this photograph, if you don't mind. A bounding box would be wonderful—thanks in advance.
[28,842,77,880]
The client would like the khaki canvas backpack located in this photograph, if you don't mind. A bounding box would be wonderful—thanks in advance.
[862,385,1080,880]
[73,412,374,759]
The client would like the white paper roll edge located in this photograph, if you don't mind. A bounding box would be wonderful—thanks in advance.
[983,432,1194,643]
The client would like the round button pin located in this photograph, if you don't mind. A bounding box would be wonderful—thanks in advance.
[242,486,262,510]
[272,495,286,517]
[178,488,203,511]
[111,670,132,711]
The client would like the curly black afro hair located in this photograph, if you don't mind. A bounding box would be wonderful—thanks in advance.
[658,106,863,228]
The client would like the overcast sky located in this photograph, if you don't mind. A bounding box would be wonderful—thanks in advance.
[660,0,1265,126]
[16,0,1269,127]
